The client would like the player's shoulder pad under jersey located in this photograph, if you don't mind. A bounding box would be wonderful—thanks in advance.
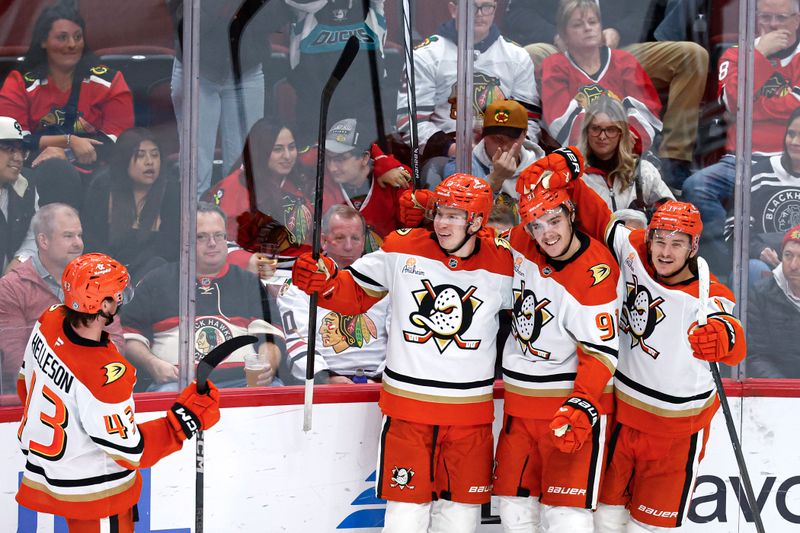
[567,238,620,305]
[415,35,439,50]
[39,306,136,404]
[381,227,431,252]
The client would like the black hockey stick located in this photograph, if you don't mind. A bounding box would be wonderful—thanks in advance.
[195,334,258,533]
[304,36,360,432]
[400,0,421,188]
[362,0,387,151]
[696,257,765,533]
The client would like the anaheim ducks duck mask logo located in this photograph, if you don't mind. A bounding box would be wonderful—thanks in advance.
[619,274,665,358]
[403,280,483,353]
[511,280,553,359]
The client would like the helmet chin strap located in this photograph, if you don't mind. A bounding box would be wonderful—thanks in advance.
[441,220,479,256]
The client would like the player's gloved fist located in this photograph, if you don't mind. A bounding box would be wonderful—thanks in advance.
[689,319,733,362]
[399,189,433,228]
[168,380,221,440]
[549,396,599,454]
[517,146,584,195]
[291,252,338,294]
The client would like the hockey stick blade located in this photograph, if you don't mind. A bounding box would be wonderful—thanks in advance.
[196,335,258,394]
[324,35,360,96]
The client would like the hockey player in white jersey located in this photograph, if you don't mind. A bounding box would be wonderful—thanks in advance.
[16,253,221,532]
[292,174,513,532]
[278,205,388,383]
[517,148,747,532]
[494,178,622,533]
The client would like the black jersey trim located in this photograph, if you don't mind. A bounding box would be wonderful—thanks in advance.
[383,367,494,389]
[581,340,619,359]
[90,434,145,455]
[502,368,577,383]
[615,371,714,404]
[25,460,134,487]
[346,266,384,290]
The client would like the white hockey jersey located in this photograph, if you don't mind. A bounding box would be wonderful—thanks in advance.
[16,305,180,520]
[396,21,541,147]
[571,179,746,437]
[503,229,621,419]
[315,228,514,425]
[277,281,389,380]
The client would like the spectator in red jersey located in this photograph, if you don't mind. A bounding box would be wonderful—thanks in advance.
[0,3,134,171]
[541,0,662,155]
[215,118,411,278]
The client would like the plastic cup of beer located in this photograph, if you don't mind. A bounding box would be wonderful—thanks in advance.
[243,353,267,387]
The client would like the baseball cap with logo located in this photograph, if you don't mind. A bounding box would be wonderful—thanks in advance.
[325,118,364,154]
[483,100,528,131]
[0,116,24,142]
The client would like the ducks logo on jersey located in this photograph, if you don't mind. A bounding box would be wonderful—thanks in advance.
[403,280,483,353]
[620,274,665,358]
[510,280,554,359]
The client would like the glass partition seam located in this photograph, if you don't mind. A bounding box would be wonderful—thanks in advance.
[734,0,757,380]
[178,0,200,389]
[455,0,474,174]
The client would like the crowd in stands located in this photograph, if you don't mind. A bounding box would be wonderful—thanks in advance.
[2,0,800,394]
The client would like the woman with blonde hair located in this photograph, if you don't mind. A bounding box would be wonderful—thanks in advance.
[578,96,673,227]
[541,0,661,154]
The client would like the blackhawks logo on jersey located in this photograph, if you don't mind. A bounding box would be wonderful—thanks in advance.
[511,280,553,359]
[403,280,483,353]
[320,310,378,353]
[619,274,665,358]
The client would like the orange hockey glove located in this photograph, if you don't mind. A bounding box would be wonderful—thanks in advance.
[399,189,433,228]
[549,396,599,454]
[167,380,221,440]
[517,146,584,195]
[291,252,338,294]
[689,319,734,362]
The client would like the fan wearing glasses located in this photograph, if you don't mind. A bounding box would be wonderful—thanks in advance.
[578,97,673,229]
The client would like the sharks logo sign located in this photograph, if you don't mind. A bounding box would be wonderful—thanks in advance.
[510,280,554,359]
[403,280,483,353]
[619,274,665,358]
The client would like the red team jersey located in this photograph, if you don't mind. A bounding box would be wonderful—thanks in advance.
[0,67,134,141]
[541,48,662,153]
[314,228,514,426]
[16,306,182,520]
[718,43,800,154]
[569,179,746,437]
[502,227,622,419]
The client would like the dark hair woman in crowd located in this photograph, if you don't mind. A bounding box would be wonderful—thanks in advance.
[0,2,134,170]
[81,128,179,281]
[206,118,314,276]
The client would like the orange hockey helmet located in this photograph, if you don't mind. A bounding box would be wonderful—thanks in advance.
[647,200,703,250]
[518,186,575,226]
[62,253,132,314]
[433,173,493,226]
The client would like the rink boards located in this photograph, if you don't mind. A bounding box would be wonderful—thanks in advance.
[1,383,799,532]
